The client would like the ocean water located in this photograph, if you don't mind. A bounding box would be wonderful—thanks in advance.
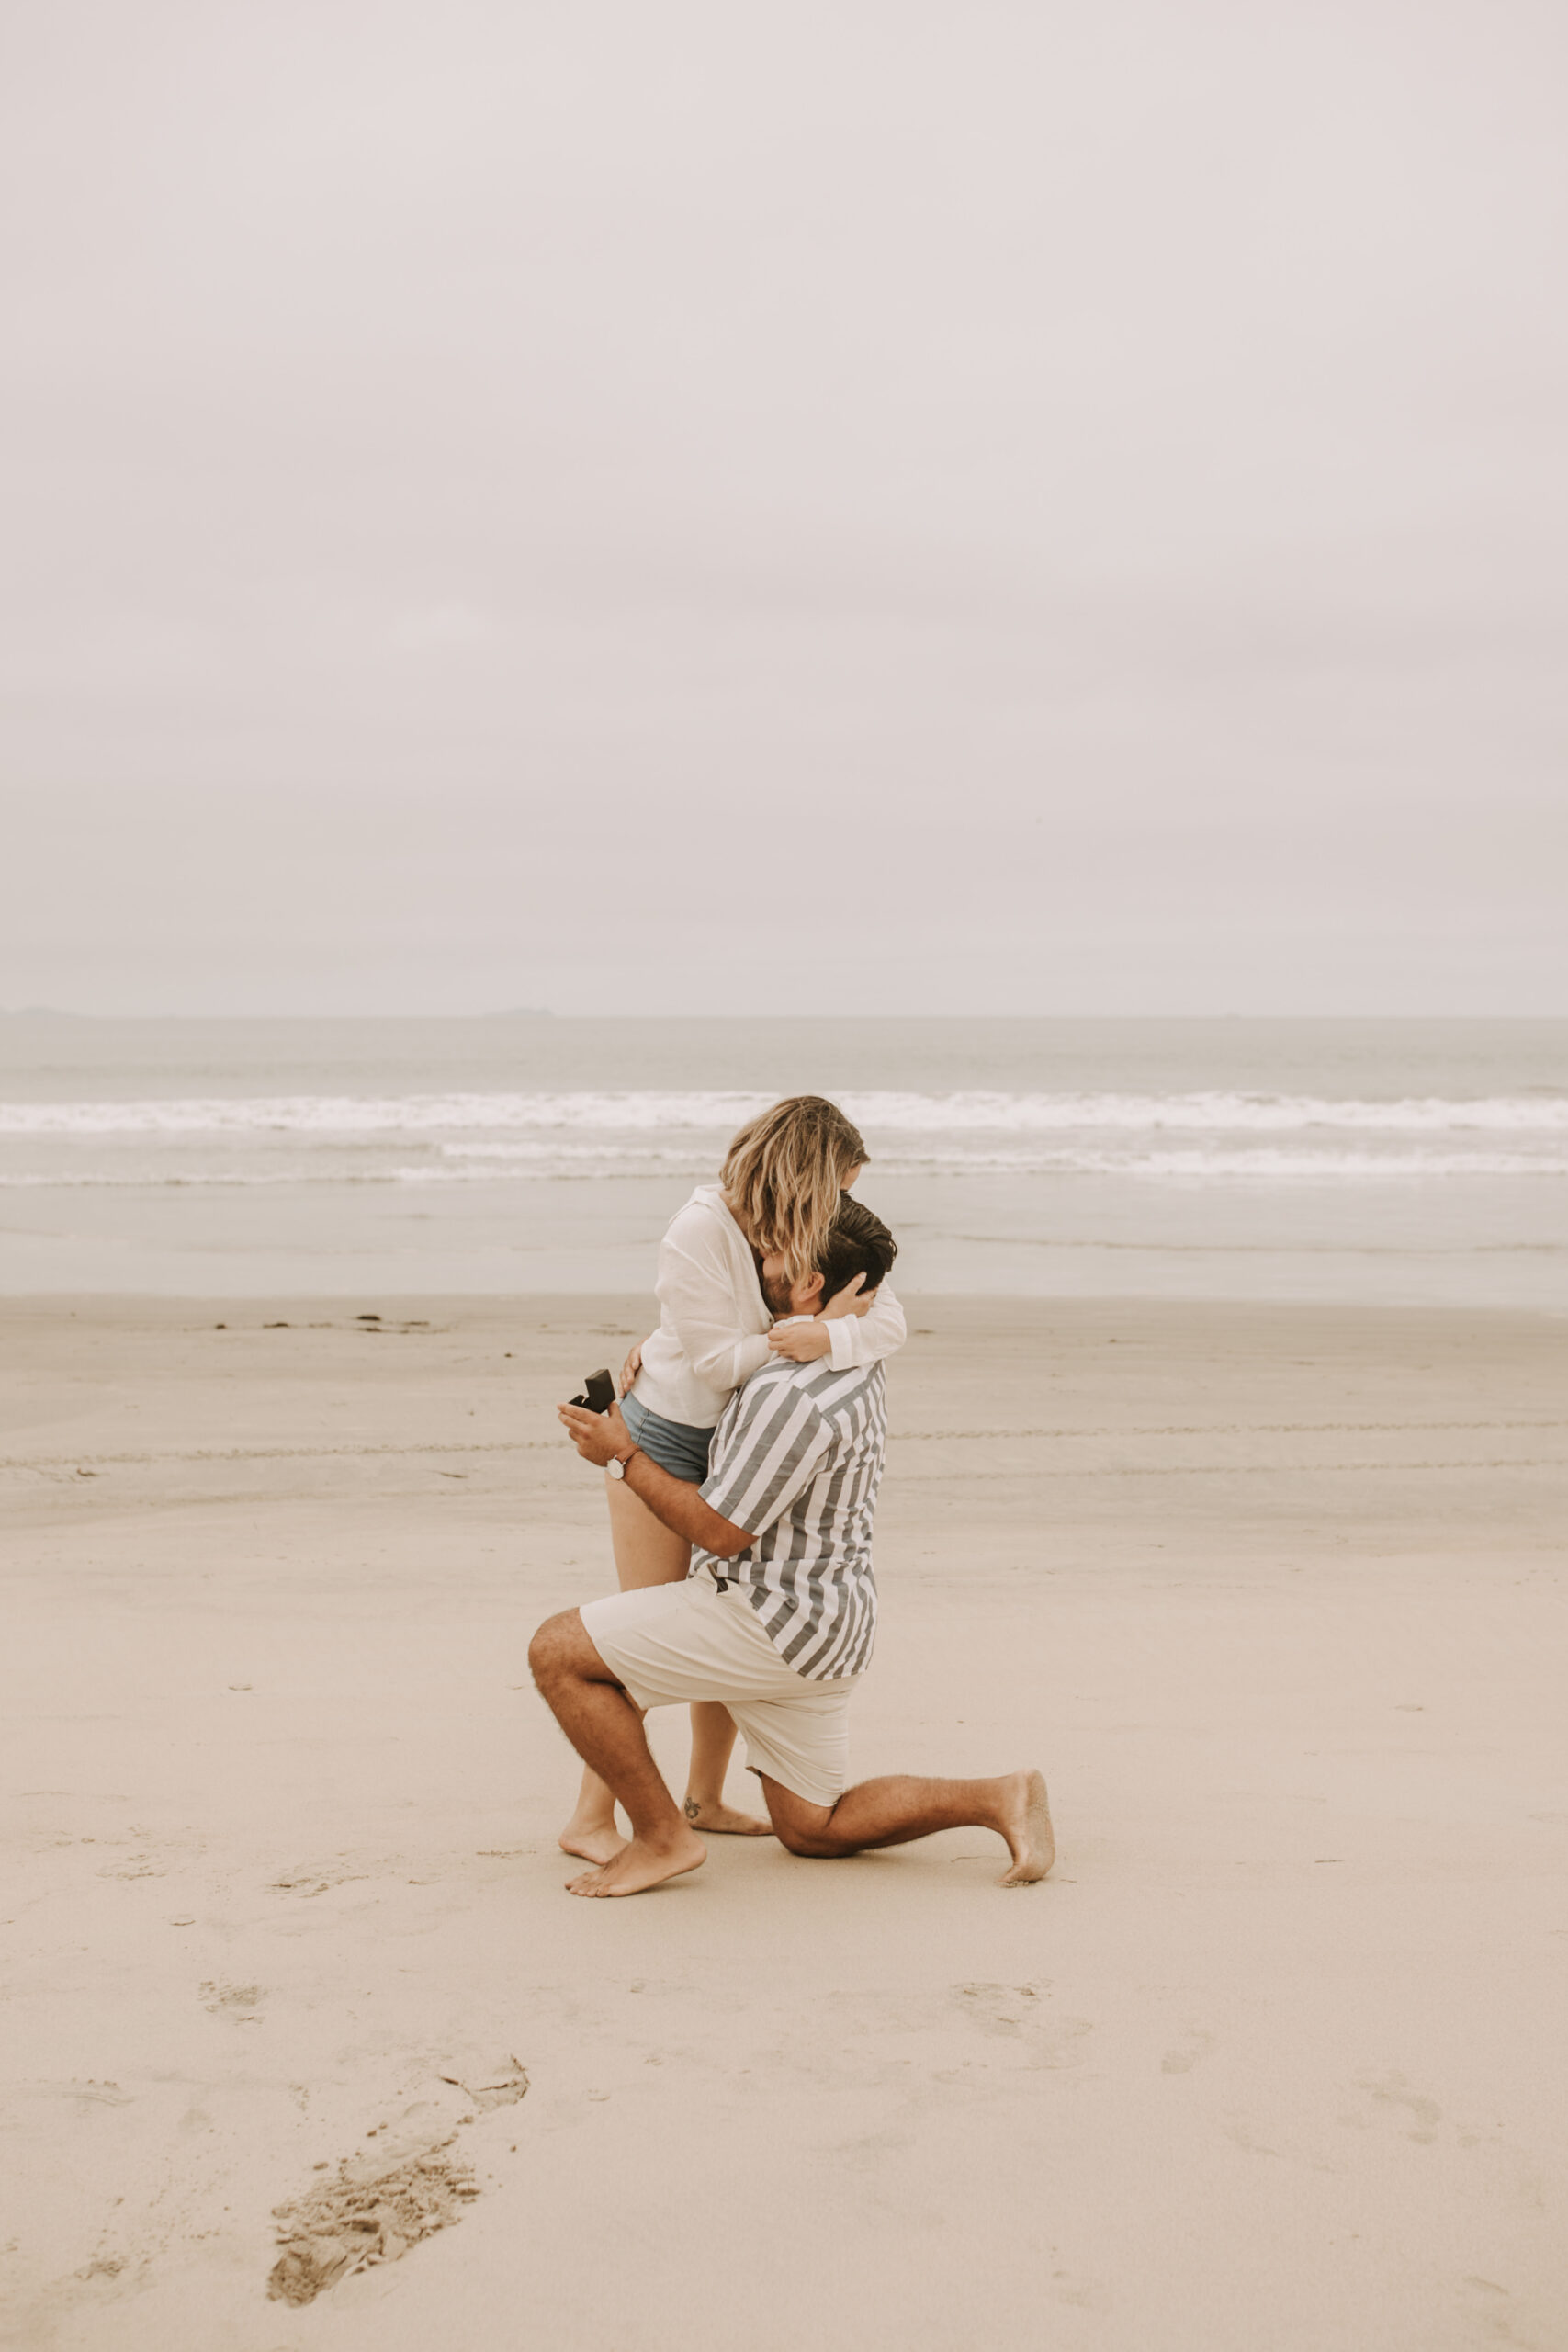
[2,1015,1564,1306]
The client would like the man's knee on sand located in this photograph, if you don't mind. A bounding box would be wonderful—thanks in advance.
[759,1777,850,1859]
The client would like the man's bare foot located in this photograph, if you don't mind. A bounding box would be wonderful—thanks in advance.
[558,1822,627,1866]
[566,1826,706,1898]
[998,1769,1055,1885]
[682,1795,772,1837]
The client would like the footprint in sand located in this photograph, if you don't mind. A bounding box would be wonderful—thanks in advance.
[1161,2028,1217,2075]
[953,1983,1091,2071]
[953,1981,1045,2037]
[201,1980,265,2022]
[436,2058,529,2113]
[266,2143,479,2305]
[1054,2269,1114,2314]
[265,2059,527,2306]
[270,1862,370,1899]
[1354,2070,1443,2144]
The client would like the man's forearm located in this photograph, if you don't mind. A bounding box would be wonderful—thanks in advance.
[622,1448,751,1557]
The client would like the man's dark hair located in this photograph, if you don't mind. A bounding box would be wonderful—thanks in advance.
[816,1194,897,1303]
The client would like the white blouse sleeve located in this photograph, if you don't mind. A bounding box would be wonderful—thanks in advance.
[655,1225,772,1401]
[826,1276,908,1371]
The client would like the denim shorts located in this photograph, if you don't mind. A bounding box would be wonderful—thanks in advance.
[620,1391,715,1485]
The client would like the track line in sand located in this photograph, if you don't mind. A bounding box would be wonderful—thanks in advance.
[4,1418,1564,1473]
[896,1455,1568,1479]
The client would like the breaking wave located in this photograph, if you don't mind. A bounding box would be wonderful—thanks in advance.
[3,1087,1567,1139]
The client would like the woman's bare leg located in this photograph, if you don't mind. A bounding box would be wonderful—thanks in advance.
[557,1469,768,1858]
[683,1703,769,1836]
[558,1474,690,1864]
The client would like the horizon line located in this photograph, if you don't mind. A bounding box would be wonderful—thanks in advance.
[5,1009,1567,1026]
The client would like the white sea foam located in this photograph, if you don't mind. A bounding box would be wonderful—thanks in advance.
[3,1088,1566,1139]
[4,1022,1559,1303]
[432,1139,1568,1179]
[2,1147,1563,1186]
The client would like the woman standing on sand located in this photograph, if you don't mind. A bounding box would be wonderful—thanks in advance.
[558,1094,907,1864]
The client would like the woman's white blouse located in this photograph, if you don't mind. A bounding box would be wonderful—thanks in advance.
[631,1183,907,1430]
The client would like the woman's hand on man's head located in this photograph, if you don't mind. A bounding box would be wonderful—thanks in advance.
[768,1317,832,1362]
[770,1273,872,1358]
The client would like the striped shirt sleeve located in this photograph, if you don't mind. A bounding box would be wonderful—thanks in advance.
[700,1378,832,1537]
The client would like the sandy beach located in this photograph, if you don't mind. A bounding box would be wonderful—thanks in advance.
[3,1293,1565,2352]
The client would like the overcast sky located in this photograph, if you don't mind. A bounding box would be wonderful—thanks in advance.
[3,0,1564,1016]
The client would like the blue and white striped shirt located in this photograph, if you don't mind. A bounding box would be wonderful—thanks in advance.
[692,1354,887,1681]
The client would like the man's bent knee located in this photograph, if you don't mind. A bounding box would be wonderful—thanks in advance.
[774,1821,845,1859]
[528,1608,585,1691]
[760,1779,845,1859]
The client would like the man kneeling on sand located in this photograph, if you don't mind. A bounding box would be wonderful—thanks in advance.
[531,1196,1054,1899]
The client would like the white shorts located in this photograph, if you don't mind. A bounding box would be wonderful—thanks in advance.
[579,1577,861,1809]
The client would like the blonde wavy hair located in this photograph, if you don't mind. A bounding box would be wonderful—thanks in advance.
[722,1095,869,1286]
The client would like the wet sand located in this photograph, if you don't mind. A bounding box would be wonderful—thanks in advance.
[2,1295,1565,2351]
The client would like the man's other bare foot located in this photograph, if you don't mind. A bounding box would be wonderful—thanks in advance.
[998,1770,1055,1886]
[558,1822,627,1867]
[566,1827,706,1898]
[682,1795,772,1837]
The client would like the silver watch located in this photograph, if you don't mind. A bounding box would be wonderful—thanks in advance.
[606,1449,637,1481]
